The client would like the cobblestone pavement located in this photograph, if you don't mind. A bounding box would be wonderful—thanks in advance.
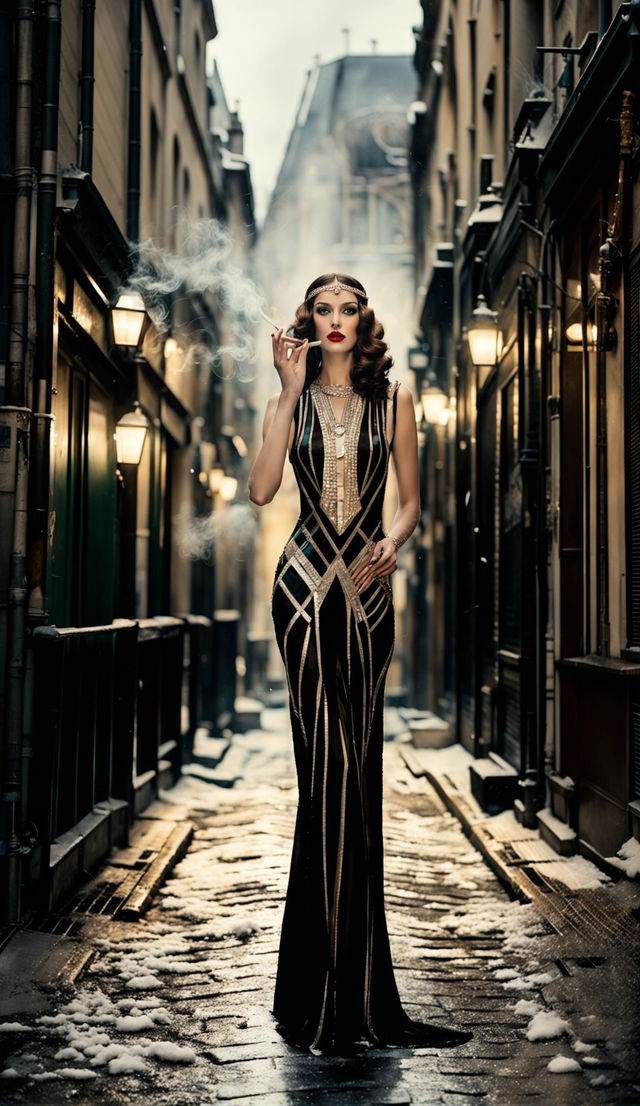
[1,707,639,1105]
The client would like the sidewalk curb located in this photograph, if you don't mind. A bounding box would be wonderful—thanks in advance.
[398,744,535,907]
[398,743,640,945]
[117,820,194,920]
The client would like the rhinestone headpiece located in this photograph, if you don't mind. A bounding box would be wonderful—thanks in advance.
[305,275,367,302]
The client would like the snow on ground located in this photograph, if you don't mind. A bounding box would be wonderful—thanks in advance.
[604,836,640,879]
[547,1054,582,1073]
[0,986,197,1084]
[525,1010,572,1041]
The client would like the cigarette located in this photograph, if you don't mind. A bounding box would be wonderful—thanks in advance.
[260,310,320,347]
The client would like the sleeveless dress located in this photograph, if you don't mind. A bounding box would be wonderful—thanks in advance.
[270,378,473,1054]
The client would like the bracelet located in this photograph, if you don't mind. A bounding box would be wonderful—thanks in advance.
[387,533,402,550]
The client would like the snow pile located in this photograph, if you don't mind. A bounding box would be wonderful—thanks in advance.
[526,1010,571,1041]
[605,835,640,879]
[0,986,198,1083]
[501,970,555,991]
[547,1054,582,1073]
[572,1038,596,1053]
[0,1022,30,1032]
[511,999,542,1016]
[436,900,547,940]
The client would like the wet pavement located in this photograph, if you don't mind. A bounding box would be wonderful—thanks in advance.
[1,706,639,1105]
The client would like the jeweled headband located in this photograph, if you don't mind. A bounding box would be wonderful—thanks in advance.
[305,275,368,302]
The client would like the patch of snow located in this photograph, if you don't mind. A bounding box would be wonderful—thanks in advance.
[502,971,555,991]
[114,1015,156,1032]
[604,836,640,879]
[0,1022,31,1032]
[588,1073,613,1086]
[526,1011,571,1041]
[0,1068,20,1079]
[512,999,542,1016]
[125,974,163,990]
[144,1041,196,1063]
[492,968,520,980]
[572,1038,596,1053]
[547,1055,582,1073]
[108,1054,149,1075]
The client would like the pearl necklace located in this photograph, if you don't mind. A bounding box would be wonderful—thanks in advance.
[312,382,353,395]
[310,381,354,451]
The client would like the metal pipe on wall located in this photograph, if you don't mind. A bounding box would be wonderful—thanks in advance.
[79,0,96,174]
[127,0,142,246]
[1,0,36,925]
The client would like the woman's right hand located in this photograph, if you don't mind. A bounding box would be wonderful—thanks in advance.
[272,328,308,398]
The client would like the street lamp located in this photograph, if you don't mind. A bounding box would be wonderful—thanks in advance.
[467,294,502,370]
[111,291,148,349]
[421,376,449,424]
[114,401,149,465]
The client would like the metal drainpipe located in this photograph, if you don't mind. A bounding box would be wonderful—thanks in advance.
[28,0,61,627]
[79,0,96,174]
[127,0,142,247]
[2,0,36,925]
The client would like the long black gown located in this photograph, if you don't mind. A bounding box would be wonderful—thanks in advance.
[270,378,473,1054]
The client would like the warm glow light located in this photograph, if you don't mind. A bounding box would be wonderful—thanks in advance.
[467,294,503,367]
[421,382,449,424]
[414,401,424,424]
[232,434,248,457]
[112,291,147,348]
[219,475,237,501]
[566,321,597,345]
[208,466,224,492]
[114,402,148,464]
[164,337,179,359]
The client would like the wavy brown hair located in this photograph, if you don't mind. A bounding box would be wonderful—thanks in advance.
[289,272,393,401]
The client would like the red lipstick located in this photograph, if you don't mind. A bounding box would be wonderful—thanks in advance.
[327,331,345,342]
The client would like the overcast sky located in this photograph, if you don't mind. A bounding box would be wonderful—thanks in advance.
[207,0,422,226]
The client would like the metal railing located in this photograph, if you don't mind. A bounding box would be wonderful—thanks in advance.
[26,613,210,912]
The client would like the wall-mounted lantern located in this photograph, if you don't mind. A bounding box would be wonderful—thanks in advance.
[219,475,238,502]
[565,321,597,346]
[114,401,149,465]
[209,466,225,493]
[421,377,449,424]
[467,294,502,368]
[112,291,147,349]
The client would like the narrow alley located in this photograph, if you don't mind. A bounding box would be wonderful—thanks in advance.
[0,708,639,1106]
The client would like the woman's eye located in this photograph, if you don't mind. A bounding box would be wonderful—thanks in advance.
[344,306,356,314]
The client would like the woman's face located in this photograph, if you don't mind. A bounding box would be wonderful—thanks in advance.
[311,290,360,352]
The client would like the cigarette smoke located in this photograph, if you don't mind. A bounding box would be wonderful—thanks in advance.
[174,502,258,564]
[123,214,268,381]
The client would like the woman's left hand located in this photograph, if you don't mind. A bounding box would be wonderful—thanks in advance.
[352,538,397,593]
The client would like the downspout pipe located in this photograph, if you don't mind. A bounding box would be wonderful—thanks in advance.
[2,0,36,925]
[5,0,34,408]
[79,0,95,174]
[127,0,142,249]
[28,0,61,625]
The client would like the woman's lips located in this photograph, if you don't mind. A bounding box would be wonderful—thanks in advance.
[327,333,345,342]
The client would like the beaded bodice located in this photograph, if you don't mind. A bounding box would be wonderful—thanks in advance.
[274,380,400,618]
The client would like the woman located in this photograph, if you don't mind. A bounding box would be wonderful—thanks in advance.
[248,273,473,1056]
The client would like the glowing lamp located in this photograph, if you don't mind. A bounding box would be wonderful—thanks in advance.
[219,475,238,501]
[467,294,502,367]
[114,402,148,465]
[566,321,597,346]
[208,466,225,493]
[112,291,147,348]
[421,381,449,424]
